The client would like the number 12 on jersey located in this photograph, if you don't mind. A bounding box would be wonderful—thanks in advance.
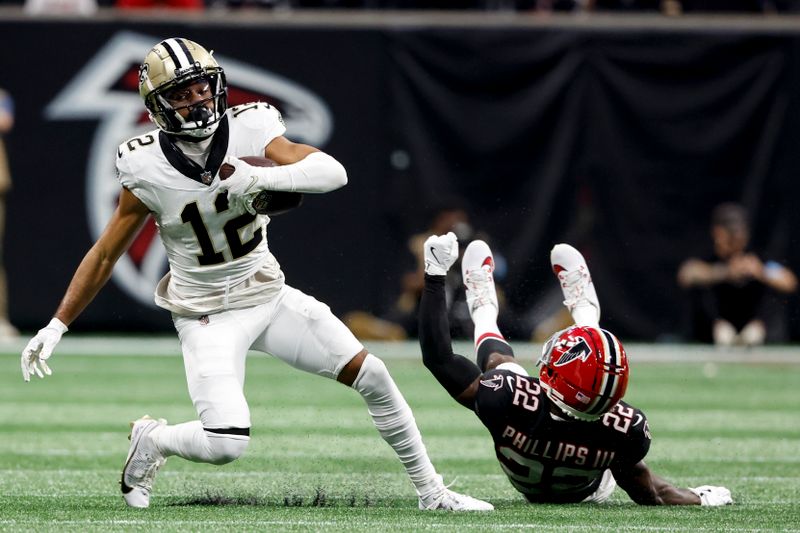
[181,192,262,266]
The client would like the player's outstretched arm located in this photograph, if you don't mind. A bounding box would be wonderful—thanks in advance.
[418,233,482,409]
[54,188,150,325]
[614,460,731,506]
[219,136,346,197]
[21,188,150,382]
[614,460,698,505]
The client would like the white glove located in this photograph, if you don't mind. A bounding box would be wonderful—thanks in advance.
[21,318,68,382]
[689,485,733,506]
[424,232,459,276]
[218,157,261,215]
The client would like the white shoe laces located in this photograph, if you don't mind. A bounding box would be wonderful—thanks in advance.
[558,267,590,309]
[464,268,496,311]
[127,423,165,491]
[137,457,163,491]
[421,478,459,510]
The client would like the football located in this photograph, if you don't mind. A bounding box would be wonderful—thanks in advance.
[218,155,276,180]
[219,156,303,216]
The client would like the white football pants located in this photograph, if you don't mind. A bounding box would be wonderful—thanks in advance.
[165,283,442,494]
[172,284,363,429]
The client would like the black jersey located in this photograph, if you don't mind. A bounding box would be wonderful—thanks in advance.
[474,368,651,503]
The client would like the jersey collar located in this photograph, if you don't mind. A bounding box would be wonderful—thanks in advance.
[159,116,229,186]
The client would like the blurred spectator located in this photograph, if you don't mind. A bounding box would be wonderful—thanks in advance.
[0,88,18,341]
[280,0,362,6]
[24,0,96,14]
[134,0,800,9]
[677,202,797,346]
[589,0,662,11]
[677,0,763,12]
[115,0,203,8]
[345,202,472,340]
[370,1,486,7]
[345,202,514,340]
[650,0,800,12]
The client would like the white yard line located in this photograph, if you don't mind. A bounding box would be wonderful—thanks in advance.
[1,337,799,363]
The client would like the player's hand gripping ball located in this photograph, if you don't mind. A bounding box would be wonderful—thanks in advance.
[218,156,303,215]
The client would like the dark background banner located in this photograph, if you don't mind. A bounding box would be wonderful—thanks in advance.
[2,18,799,340]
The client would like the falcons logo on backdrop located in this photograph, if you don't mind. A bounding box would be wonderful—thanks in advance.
[44,31,333,307]
[553,337,592,367]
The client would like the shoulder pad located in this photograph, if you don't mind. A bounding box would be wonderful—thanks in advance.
[228,102,283,128]
[116,130,161,183]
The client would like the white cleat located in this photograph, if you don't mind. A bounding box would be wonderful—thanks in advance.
[121,415,167,508]
[550,243,600,327]
[461,240,499,318]
[419,486,494,511]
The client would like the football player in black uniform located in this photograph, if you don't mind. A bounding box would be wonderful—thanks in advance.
[419,232,732,506]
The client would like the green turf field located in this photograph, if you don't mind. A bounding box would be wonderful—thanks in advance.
[2,339,799,531]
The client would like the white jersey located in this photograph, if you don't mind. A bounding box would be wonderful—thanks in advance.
[116,102,287,316]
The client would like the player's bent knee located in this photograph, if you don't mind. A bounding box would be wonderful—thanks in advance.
[351,353,392,397]
[204,429,250,465]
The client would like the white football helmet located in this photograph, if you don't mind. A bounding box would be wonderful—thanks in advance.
[138,38,227,138]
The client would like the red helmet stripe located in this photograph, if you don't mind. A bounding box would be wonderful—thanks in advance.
[476,331,505,347]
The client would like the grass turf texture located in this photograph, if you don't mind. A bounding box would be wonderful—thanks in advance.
[1,341,798,531]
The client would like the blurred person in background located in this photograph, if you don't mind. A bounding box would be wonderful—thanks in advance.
[23,0,96,14]
[387,202,478,339]
[115,0,203,9]
[677,202,797,346]
[346,202,515,340]
[418,232,732,506]
[0,88,18,341]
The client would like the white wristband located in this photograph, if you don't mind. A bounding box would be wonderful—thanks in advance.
[48,318,68,334]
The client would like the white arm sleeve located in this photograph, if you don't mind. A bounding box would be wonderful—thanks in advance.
[254,152,347,193]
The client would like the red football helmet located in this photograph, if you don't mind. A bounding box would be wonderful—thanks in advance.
[538,325,629,421]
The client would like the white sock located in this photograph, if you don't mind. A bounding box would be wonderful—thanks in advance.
[150,420,249,464]
[572,305,600,329]
[151,421,209,461]
[351,354,442,498]
[472,304,502,347]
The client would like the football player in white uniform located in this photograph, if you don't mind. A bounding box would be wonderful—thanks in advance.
[20,38,493,512]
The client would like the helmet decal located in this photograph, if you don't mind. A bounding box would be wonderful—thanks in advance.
[138,62,150,90]
[553,337,592,367]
